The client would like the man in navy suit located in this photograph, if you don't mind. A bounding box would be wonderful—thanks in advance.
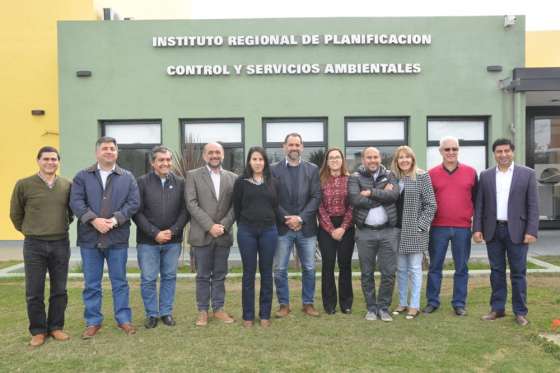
[473,138,539,326]
[270,133,322,317]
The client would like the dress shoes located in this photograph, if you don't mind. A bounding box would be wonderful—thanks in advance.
[144,316,158,329]
[325,308,336,315]
[302,304,320,317]
[81,325,101,339]
[29,333,47,347]
[341,308,352,314]
[49,330,70,341]
[118,323,137,335]
[213,310,235,324]
[196,311,208,326]
[454,307,467,317]
[515,315,529,326]
[161,315,176,326]
[481,311,506,321]
[275,304,291,318]
[422,304,438,314]
[260,319,271,328]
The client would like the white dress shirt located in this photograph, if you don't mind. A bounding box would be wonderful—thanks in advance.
[98,164,116,190]
[496,162,514,221]
[364,169,389,226]
[207,165,221,200]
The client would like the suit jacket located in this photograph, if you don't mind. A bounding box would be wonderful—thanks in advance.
[473,164,539,244]
[270,160,321,237]
[185,166,237,247]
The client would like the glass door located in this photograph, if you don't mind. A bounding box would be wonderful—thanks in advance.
[527,108,560,224]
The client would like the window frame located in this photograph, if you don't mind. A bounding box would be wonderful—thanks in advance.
[426,116,489,169]
[262,117,328,149]
[100,119,162,149]
[344,116,409,149]
[180,117,245,173]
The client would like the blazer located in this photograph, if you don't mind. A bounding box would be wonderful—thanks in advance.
[270,160,321,237]
[396,172,437,254]
[185,166,237,247]
[473,164,539,244]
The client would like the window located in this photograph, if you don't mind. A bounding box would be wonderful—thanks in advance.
[426,117,488,173]
[102,120,161,177]
[344,117,408,172]
[181,119,244,174]
[262,118,327,166]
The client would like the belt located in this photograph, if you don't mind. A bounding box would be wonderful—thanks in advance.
[363,223,389,230]
[496,220,508,226]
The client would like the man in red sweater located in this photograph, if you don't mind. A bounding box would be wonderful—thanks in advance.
[423,136,478,316]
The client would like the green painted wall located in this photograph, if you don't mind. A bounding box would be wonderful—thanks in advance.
[58,16,525,244]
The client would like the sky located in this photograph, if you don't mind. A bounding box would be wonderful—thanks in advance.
[191,0,560,31]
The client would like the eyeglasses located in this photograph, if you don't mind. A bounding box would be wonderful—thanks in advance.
[443,147,459,152]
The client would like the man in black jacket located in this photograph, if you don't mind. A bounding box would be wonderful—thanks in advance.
[348,147,400,322]
[133,146,189,329]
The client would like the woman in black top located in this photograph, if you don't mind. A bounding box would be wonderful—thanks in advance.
[233,146,278,328]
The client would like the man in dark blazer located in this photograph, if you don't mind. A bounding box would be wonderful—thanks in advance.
[186,142,237,327]
[270,133,322,317]
[474,138,539,326]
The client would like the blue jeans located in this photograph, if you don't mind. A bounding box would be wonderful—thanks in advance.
[274,230,317,305]
[137,243,182,318]
[427,227,471,308]
[397,253,423,309]
[486,224,528,316]
[80,247,131,326]
[237,224,278,321]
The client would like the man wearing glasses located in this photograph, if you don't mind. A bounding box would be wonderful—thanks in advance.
[423,136,478,316]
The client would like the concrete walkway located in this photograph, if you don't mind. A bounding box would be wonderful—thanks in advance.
[1,230,559,278]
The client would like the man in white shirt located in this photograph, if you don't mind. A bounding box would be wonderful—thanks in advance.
[185,142,237,326]
[474,138,539,326]
[348,147,400,322]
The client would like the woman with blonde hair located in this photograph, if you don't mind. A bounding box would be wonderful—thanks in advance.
[391,146,437,319]
[317,148,355,314]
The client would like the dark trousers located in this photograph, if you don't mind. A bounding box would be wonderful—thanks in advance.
[193,242,231,312]
[237,224,278,321]
[318,216,355,312]
[23,237,70,335]
[486,223,529,316]
[356,226,399,313]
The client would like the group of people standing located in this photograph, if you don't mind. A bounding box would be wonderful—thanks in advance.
[10,132,539,347]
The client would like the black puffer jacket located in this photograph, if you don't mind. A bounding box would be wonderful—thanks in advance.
[347,164,399,228]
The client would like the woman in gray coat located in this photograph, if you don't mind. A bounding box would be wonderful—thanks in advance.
[391,146,437,319]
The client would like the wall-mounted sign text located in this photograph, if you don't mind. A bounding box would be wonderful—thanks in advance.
[152,33,431,77]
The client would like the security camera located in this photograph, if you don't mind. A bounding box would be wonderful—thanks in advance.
[504,15,517,28]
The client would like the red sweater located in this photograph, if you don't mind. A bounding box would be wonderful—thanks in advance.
[429,163,478,228]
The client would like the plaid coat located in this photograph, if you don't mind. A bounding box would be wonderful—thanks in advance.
[397,172,437,254]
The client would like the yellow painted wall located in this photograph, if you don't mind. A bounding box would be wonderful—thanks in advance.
[0,1,96,240]
[526,31,560,67]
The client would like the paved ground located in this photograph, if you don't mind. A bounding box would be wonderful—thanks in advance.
[1,230,559,261]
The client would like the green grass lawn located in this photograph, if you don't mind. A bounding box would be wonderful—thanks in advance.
[536,256,560,267]
[0,275,559,372]
[0,260,22,270]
